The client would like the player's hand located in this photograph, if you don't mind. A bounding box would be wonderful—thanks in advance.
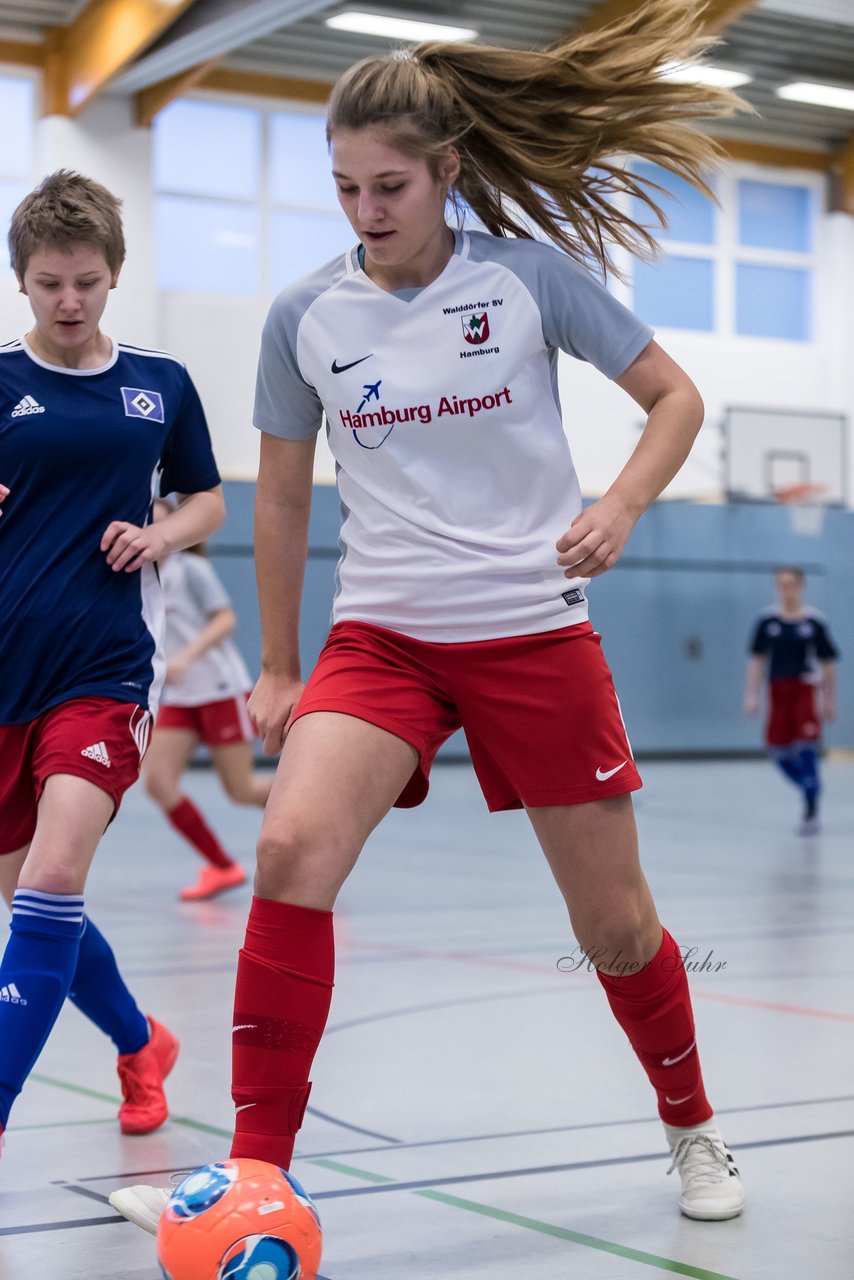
[165,653,192,686]
[0,483,9,517]
[249,670,305,756]
[101,520,168,573]
[556,494,638,580]
[822,695,836,723]
[744,694,760,717]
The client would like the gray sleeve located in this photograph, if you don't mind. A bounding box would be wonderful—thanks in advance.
[487,237,654,380]
[253,256,349,440]
[183,555,232,616]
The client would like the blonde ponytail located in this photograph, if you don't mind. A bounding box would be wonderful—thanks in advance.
[327,0,747,273]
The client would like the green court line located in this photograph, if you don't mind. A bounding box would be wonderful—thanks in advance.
[309,1158,741,1280]
[10,1117,115,1133]
[28,1072,232,1141]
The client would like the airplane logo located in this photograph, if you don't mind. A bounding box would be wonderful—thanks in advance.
[356,380,382,413]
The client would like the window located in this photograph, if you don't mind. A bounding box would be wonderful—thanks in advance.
[0,76,35,274]
[630,163,716,330]
[734,179,814,340]
[629,162,818,342]
[153,100,262,294]
[153,100,354,295]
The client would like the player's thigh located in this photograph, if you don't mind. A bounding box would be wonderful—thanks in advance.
[0,845,30,907]
[143,727,198,791]
[210,740,259,801]
[257,711,418,896]
[20,774,116,894]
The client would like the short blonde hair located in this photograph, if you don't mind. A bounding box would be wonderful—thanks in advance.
[8,169,125,279]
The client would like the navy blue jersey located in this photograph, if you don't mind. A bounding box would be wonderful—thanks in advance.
[750,609,839,682]
[0,338,221,724]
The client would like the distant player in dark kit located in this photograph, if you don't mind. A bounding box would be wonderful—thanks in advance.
[745,566,839,835]
[0,170,224,1152]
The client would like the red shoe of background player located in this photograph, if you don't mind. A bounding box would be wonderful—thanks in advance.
[180,862,247,902]
[117,1017,179,1135]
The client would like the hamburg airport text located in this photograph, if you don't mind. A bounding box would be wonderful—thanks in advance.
[340,385,512,431]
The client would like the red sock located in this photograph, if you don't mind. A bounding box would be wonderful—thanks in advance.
[167,797,233,869]
[596,927,712,1127]
[230,896,334,1167]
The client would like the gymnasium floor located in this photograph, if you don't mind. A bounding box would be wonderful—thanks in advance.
[1,756,853,1280]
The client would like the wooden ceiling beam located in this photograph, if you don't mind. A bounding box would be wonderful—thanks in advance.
[0,40,44,69]
[43,0,199,117]
[134,56,220,126]
[199,67,332,104]
[830,133,854,215]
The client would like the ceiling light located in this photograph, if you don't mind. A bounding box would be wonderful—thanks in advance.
[776,81,854,111]
[661,62,752,89]
[325,12,477,42]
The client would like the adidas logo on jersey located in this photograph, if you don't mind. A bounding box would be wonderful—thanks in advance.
[81,741,111,768]
[0,983,27,1004]
[11,395,45,417]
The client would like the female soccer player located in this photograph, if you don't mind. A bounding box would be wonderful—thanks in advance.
[113,0,747,1229]
[143,498,271,901]
[0,171,224,1147]
[745,566,839,835]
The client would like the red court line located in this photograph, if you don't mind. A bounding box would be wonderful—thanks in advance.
[346,940,854,1022]
[694,989,854,1023]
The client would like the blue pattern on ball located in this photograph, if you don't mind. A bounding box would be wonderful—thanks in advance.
[218,1233,300,1279]
[280,1169,321,1229]
[167,1162,238,1221]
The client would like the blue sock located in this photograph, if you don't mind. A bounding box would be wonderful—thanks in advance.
[770,748,805,788]
[68,917,149,1057]
[796,747,820,816]
[0,890,84,1129]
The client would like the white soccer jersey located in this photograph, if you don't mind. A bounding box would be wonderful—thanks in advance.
[159,553,252,707]
[255,229,653,643]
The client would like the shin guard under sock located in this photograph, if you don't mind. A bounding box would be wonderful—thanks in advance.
[596,927,712,1127]
[0,890,84,1128]
[68,916,149,1055]
[230,896,334,1167]
[167,797,234,869]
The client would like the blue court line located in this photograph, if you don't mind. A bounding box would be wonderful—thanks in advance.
[293,1090,854,1161]
[304,1105,402,1144]
[306,1126,854,1202]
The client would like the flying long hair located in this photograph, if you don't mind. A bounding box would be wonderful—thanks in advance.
[327,0,748,274]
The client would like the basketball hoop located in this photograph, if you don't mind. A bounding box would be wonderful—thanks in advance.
[773,483,827,538]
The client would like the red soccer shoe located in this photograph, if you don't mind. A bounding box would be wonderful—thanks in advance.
[117,1017,179,1135]
[180,862,247,902]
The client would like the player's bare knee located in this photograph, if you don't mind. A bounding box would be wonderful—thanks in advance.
[255,824,351,906]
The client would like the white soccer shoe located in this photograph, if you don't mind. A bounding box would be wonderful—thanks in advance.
[665,1125,745,1220]
[109,1182,171,1234]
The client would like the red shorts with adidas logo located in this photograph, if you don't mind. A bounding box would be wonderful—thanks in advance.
[0,697,152,854]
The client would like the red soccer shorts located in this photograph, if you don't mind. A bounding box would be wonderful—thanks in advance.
[157,693,254,747]
[291,620,642,812]
[0,697,152,855]
[766,678,821,747]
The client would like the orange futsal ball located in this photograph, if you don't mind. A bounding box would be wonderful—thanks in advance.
[157,1158,322,1279]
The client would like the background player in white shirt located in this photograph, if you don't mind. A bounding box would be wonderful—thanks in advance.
[113,1,748,1233]
[143,498,272,900]
[0,171,224,1151]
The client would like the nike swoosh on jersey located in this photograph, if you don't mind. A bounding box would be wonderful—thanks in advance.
[331,354,373,373]
[595,761,628,782]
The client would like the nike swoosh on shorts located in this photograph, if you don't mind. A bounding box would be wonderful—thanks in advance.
[595,761,628,782]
